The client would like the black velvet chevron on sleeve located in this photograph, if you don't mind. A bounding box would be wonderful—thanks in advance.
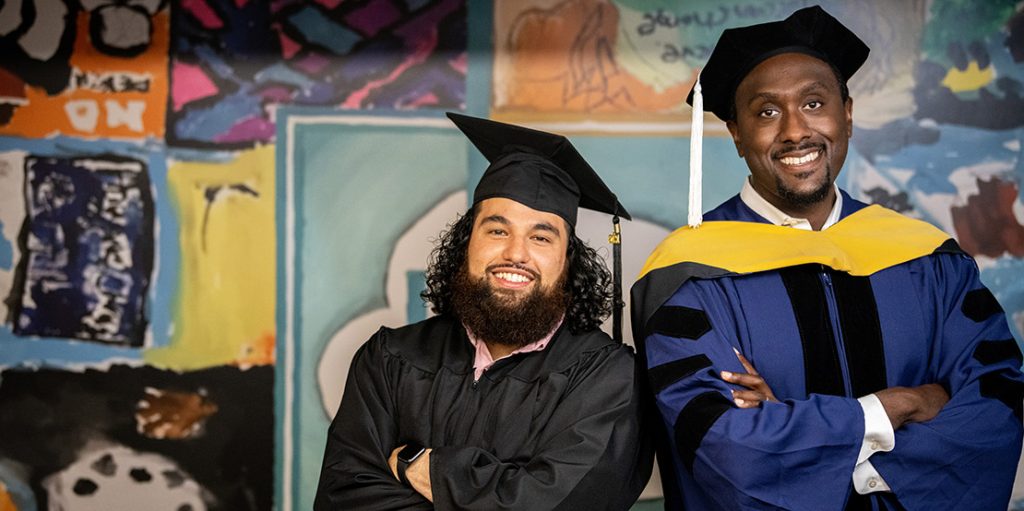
[646,306,712,340]
[973,339,1024,366]
[673,391,733,471]
[648,355,713,394]
[962,288,1004,323]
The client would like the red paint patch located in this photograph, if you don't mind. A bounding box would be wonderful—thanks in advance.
[952,177,1024,257]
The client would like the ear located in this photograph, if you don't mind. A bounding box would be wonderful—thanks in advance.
[844,97,853,139]
[726,120,744,157]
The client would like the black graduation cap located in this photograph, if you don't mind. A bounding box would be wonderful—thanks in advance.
[446,112,631,341]
[686,5,869,121]
[446,112,630,226]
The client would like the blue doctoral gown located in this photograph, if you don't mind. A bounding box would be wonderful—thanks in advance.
[631,191,1023,510]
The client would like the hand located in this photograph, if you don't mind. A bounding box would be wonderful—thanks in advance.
[721,348,779,408]
[389,445,434,502]
[875,384,950,429]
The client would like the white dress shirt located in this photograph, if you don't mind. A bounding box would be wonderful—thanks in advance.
[739,179,894,494]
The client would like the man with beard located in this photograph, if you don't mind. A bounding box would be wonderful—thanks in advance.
[314,113,652,510]
[631,6,1023,511]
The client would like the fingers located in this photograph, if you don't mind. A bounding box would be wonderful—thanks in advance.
[732,389,768,408]
[734,347,759,375]
[721,370,767,389]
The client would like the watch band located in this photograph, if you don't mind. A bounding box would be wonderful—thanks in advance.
[396,443,426,486]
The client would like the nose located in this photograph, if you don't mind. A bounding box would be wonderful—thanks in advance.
[779,109,811,144]
[501,234,530,264]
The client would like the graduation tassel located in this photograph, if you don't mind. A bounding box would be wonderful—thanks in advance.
[688,74,704,228]
[609,215,623,343]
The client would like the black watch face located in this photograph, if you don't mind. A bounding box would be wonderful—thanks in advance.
[397,444,424,463]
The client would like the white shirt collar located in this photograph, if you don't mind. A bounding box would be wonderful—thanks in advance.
[739,178,843,231]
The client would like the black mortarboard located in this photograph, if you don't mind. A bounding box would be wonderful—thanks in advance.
[686,5,869,121]
[446,112,630,226]
[446,112,631,341]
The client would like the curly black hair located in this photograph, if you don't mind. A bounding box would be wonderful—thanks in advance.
[421,206,614,334]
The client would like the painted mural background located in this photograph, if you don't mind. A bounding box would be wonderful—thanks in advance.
[1,1,1023,510]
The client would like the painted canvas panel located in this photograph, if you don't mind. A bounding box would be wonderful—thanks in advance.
[277,113,471,511]
[491,0,925,132]
[168,0,467,148]
[8,154,155,346]
[144,146,275,370]
[0,0,169,139]
[0,363,273,511]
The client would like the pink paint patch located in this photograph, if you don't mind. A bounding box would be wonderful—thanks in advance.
[314,0,344,10]
[213,116,276,144]
[293,52,331,75]
[257,85,293,102]
[344,0,401,37]
[406,92,440,108]
[341,31,436,108]
[278,30,301,59]
[172,62,219,112]
[180,0,223,29]
[234,0,249,8]
[449,51,467,75]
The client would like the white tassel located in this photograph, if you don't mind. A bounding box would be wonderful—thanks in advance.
[687,74,704,228]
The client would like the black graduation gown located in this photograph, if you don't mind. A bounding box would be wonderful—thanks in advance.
[314,315,652,510]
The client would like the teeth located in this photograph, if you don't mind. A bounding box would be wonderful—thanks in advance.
[495,272,530,283]
[780,151,820,166]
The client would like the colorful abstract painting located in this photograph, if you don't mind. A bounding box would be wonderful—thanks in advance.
[168,0,467,148]
[0,363,273,510]
[0,0,169,139]
[8,154,154,346]
[277,112,470,511]
[145,146,276,370]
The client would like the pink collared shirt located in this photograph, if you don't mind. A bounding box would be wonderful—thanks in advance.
[466,319,563,381]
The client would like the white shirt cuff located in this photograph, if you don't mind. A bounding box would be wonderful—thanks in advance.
[853,460,892,494]
[853,394,895,494]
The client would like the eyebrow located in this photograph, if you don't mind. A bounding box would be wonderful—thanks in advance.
[746,81,833,106]
[479,215,563,238]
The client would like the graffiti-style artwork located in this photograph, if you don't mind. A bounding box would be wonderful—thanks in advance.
[493,0,693,125]
[492,0,841,126]
[144,146,275,370]
[0,364,273,510]
[168,0,467,148]
[8,155,154,346]
[0,0,169,138]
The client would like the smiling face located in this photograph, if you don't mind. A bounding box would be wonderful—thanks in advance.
[726,52,853,218]
[466,197,569,303]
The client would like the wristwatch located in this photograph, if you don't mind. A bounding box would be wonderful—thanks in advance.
[396,443,426,486]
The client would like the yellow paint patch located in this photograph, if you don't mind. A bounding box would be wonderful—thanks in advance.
[145,145,275,370]
[941,61,994,93]
[639,205,951,280]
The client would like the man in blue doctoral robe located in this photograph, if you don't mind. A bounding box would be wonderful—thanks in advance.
[632,6,1024,510]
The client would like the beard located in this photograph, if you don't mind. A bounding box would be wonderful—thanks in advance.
[451,264,569,350]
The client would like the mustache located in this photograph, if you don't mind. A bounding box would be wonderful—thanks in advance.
[486,263,540,280]
[773,142,824,159]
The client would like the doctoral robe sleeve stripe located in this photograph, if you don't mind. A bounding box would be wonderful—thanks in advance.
[647,306,712,340]
[831,272,888,396]
[973,339,1024,366]
[962,288,1004,323]
[780,266,847,397]
[649,355,713,394]
[672,391,733,471]
[979,372,1024,421]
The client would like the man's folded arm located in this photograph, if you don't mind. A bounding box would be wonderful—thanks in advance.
[428,348,651,510]
[313,334,431,511]
[645,284,870,511]
[866,255,1024,509]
